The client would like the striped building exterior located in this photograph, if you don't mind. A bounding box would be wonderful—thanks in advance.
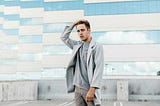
[0,0,160,81]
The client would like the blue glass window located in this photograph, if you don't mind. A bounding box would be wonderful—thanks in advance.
[0,12,3,17]
[92,30,160,44]
[3,0,20,6]
[104,62,160,76]
[20,18,43,25]
[19,35,42,43]
[3,29,19,36]
[1,44,18,50]
[43,22,70,33]
[85,1,160,15]
[43,45,71,55]
[16,72,41,80]
[44,1,83,11]
[0,74,16,81]
[18,53,41,61]
[0,59,17,65]
[20,0,43,8]
[4,14,20,21]
[42,68,66,78]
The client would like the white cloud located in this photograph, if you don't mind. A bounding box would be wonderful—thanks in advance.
[97,31,155,44]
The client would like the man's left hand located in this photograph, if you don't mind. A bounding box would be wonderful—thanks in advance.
[86,87,95,102]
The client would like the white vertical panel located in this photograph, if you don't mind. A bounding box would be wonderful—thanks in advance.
[19,25,43,35]
[0,18,3,24]
[0,32,5,48]
[3,21,19,29]
[0,10,3,40]
[0,31,5,44]
[0,51,18,58]
[0,66,17,74]
[20,8,44,18]
[17,62,42,72]
[43,33,63,45]
[0,5,4,12]
[43,32,80,45]
[42,55,70,68]
[44,10,84,23]
[0,30,4,35]
[85,13,160,31]
[4,6,20,15]
[3,36,18,43]
[103,44,160,61]
[0,35,18,48]
[18,44,42,53]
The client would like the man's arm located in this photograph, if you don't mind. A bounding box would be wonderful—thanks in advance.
[86,87,95,102]
[86,44,104,102]
[90,44,104,88]
[60,21,80,49]
[69,20,78,30]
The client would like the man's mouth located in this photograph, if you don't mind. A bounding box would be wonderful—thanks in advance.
[80,35,84,38]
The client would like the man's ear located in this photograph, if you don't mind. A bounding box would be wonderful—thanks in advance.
[88,28,91,32]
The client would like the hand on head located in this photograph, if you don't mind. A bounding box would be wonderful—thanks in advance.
[69,19,87,30]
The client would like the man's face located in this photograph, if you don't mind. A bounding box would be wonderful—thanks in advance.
[76,24,91,42]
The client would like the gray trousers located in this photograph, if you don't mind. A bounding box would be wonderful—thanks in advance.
[74,86,100,106]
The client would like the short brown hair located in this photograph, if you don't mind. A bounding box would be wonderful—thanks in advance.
[76,20,90,29]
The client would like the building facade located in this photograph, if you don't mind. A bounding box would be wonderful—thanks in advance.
[0,0,160,80]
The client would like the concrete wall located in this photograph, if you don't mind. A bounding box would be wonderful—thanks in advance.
[38,79,74,100]
[101,79,160,101]
[38,78,160,101]
[0,81,38,101]
[0,79,159,101]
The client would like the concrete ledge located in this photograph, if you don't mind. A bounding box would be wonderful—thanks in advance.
[130,95,160,101]
[0,80,38,101]
[103,76,160,79]
[117,80,128,101]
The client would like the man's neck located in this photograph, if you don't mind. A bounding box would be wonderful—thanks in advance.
[84,36,92,43]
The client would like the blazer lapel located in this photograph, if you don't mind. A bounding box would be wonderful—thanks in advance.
[87,39,96,65]
[68,43,82,67]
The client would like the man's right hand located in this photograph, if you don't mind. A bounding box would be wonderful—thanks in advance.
[69,20,79,30]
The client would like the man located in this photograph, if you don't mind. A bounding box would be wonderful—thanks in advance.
[61,20,104,106]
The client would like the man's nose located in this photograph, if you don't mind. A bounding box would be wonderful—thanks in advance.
[79,32,83,35]
[79,30,82,33]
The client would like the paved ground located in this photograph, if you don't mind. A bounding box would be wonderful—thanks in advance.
[0,100,160,106]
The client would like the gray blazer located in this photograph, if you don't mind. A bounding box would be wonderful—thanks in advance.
[61,26,104,105]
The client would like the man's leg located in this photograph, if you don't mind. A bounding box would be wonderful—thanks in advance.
[82,93,99,106]
[75,87,87,106]
[81,88,99,106]
[75,86,100,106]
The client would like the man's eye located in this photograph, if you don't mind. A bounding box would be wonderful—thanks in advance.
[81,29,85,31]
[77,30,80,32]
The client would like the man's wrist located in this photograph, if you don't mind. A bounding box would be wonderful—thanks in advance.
[69,20,80,30]
[90,87,95,91]
[69,23,75,30]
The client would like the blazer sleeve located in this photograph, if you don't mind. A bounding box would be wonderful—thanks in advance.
[61,26,79,49]
[90,44,104,89]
